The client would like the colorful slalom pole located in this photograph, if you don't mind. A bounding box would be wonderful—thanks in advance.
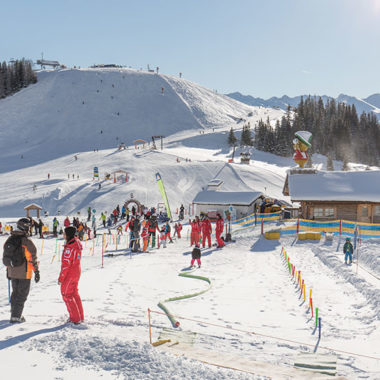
[318,318,322,340]
[315,307,319,327]
[101,234,104,268]
[148,308,152,345]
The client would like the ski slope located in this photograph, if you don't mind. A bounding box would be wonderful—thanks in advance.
[0,68,283,173]
[0,66,379,379]
[0,223,379,379]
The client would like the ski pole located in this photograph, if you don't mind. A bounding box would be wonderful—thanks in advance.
[8,279,11,304]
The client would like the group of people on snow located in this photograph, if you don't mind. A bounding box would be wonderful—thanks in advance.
[1,201,228,326]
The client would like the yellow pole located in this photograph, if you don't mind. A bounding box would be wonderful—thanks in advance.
[303,283,306,301]
[309,289,312,307]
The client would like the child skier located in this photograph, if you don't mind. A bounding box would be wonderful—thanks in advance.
[159,226,167,248]
[164,221,173,243]
[191,244,201,268]
[343,237,353,264]
[141,224,149,252]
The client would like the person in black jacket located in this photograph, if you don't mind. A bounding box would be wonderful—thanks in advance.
[4,218,40,323]
[132,216,141,252]
[191,244,201,268]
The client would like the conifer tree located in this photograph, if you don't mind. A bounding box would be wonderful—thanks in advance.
[327,154,334,171]
[228,127,238,147]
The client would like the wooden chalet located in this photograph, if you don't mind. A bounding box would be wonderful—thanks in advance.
[283,169,380,223]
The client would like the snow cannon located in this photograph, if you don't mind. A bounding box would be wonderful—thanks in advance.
[293,131,312,168]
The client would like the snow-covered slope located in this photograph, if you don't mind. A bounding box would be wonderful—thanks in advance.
[0,68,273,172]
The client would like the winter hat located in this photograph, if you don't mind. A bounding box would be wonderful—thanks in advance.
[64,226,77,241]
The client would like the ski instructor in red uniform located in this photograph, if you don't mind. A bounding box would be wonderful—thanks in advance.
[58,226,84,324]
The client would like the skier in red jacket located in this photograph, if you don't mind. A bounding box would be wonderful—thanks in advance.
[215,213,225,248]
[64,217,70,228]
[201,215,212,248]
[190,216,201,246]
[58,226,84,324]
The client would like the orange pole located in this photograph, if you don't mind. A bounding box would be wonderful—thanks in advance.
[148,308,152,344]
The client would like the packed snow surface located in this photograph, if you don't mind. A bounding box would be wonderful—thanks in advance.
[0,68,379,379]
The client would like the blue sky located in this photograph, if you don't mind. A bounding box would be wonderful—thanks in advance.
[2,0,380,98]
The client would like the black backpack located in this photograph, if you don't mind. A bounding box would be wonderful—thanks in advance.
[3,235,25,267]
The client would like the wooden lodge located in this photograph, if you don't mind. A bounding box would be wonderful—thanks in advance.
[283,169,380,223]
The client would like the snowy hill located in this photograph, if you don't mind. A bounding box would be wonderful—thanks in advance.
[228,91,380,119]
[0,68,277,172]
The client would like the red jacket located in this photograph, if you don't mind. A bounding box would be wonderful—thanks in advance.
[58,238,82,283]
[201,219,212,235]
[216,218,224,234]
[64,218,70,227]
[190,221,201,233]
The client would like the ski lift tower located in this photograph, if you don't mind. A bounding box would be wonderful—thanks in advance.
[36,53,60,70]
[152,136,164,150]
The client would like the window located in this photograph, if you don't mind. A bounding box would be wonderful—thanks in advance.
[313,208,324,218]
[313,207,335,219]
[374,206,380,216]
[361,206,369,217]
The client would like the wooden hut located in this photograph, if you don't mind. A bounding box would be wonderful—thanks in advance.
[24,203,43,218]
[283,169,380,223]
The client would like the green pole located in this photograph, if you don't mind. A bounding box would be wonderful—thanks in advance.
[315,307,319,327]
[288,261,291,273]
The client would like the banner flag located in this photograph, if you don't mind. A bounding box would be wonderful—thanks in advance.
[156,173,172,220]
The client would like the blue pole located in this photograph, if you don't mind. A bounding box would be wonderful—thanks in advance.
[8,279,11,303]
[318,317,321,340]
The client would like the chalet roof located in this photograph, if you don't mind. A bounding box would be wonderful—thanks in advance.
[193,191,263,205]
[284,169,380,202]
[193,163,263,205]
[24,203,43,210]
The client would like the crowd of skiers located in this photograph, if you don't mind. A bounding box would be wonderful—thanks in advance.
[1,203,227,325]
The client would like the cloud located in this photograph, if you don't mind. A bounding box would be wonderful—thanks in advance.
[301,70,312,75]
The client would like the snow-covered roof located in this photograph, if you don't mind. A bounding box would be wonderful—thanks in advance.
[287,170,380,202]
[194,164,263,205]
[208,179,223,186]
[193,190,263,205]
[24,203,43,210]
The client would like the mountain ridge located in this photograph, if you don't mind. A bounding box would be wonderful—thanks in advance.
[227,91,380,119]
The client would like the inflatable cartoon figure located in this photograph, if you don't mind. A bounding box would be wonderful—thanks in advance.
[293,131,312,168]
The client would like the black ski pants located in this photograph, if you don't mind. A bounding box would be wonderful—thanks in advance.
[10,279,31,318]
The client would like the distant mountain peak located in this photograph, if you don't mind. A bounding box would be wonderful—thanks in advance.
[227,91,380,118]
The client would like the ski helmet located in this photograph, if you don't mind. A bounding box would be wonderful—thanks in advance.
[17,218,31,232]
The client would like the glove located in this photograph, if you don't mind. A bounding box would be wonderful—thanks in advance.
[34,270,40,283]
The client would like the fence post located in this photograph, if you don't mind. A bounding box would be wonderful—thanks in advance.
[148,308,152,344]
[101,234,104,268]
[261,218,264,235]
[339,219,342,235]
[296,217,299,234]
[315,307,319,327]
